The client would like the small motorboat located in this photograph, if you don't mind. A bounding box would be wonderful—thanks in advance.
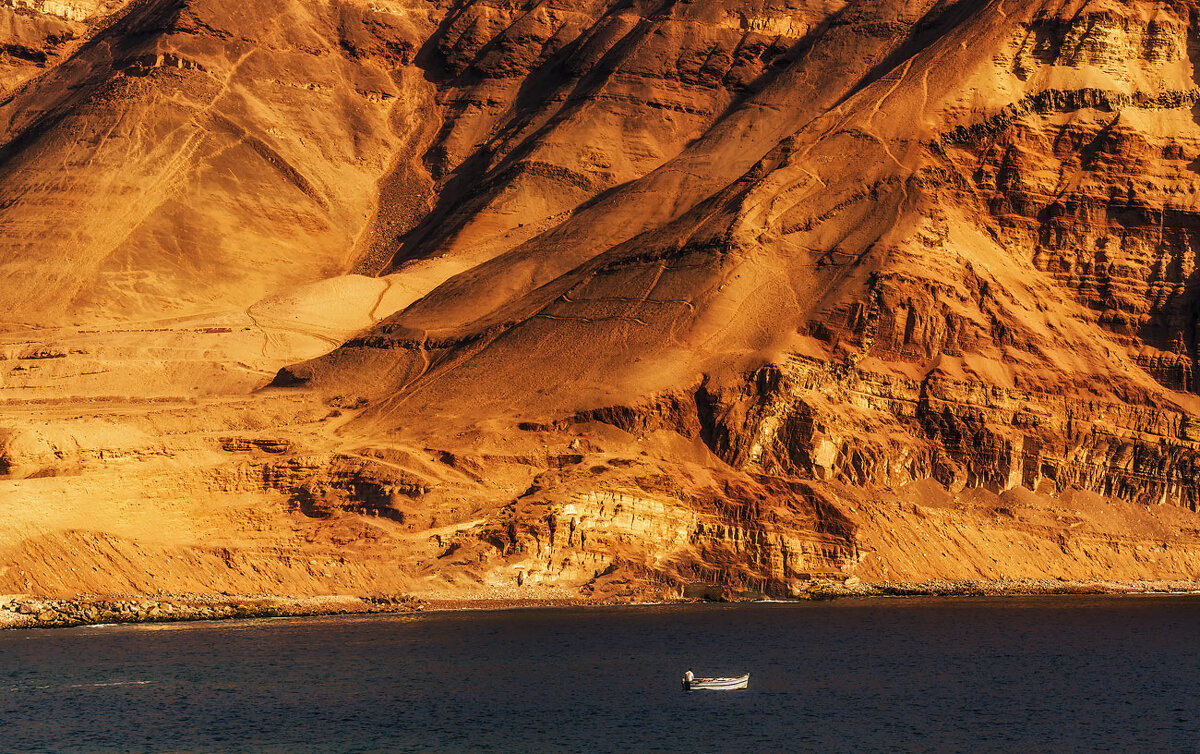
[682,673,749,691]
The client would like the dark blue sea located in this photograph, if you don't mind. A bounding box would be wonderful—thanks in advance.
[1,596,1198,753]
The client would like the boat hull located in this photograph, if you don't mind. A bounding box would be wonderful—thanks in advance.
[685,674,749,691]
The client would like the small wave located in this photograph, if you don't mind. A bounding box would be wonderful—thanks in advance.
[6,680,154,693]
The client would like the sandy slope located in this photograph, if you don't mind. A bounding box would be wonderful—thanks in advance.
[3,0,1200,614]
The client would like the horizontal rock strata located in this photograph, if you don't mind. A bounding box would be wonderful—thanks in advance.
[3,0,1200,616]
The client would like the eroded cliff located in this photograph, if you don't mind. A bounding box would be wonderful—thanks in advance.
[4,0,1200,618]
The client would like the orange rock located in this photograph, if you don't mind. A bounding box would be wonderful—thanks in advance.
[3,0,1200,608]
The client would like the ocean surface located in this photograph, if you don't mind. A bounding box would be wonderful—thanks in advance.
[1,596,1198,753]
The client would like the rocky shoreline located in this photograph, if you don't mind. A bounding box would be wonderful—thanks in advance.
[823,578,1200,599]
[0,593,424,630]
[4,580,1198,630]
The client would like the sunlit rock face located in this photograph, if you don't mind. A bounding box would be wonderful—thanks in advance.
[4,0,1200,608]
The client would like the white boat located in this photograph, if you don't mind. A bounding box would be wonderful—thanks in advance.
[683,673,749,691]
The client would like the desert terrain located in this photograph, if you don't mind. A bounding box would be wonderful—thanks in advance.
[4,0,1200,626]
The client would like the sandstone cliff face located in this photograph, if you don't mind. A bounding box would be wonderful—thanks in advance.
[4,0,1200,609]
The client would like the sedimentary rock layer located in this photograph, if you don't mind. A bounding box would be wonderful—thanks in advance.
[3,0,1200,612]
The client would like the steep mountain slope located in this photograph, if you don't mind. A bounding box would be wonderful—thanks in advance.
[4,0,1200,614]
[0,0,436,322]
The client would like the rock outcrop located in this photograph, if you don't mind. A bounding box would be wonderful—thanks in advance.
[3,0,1200,617]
